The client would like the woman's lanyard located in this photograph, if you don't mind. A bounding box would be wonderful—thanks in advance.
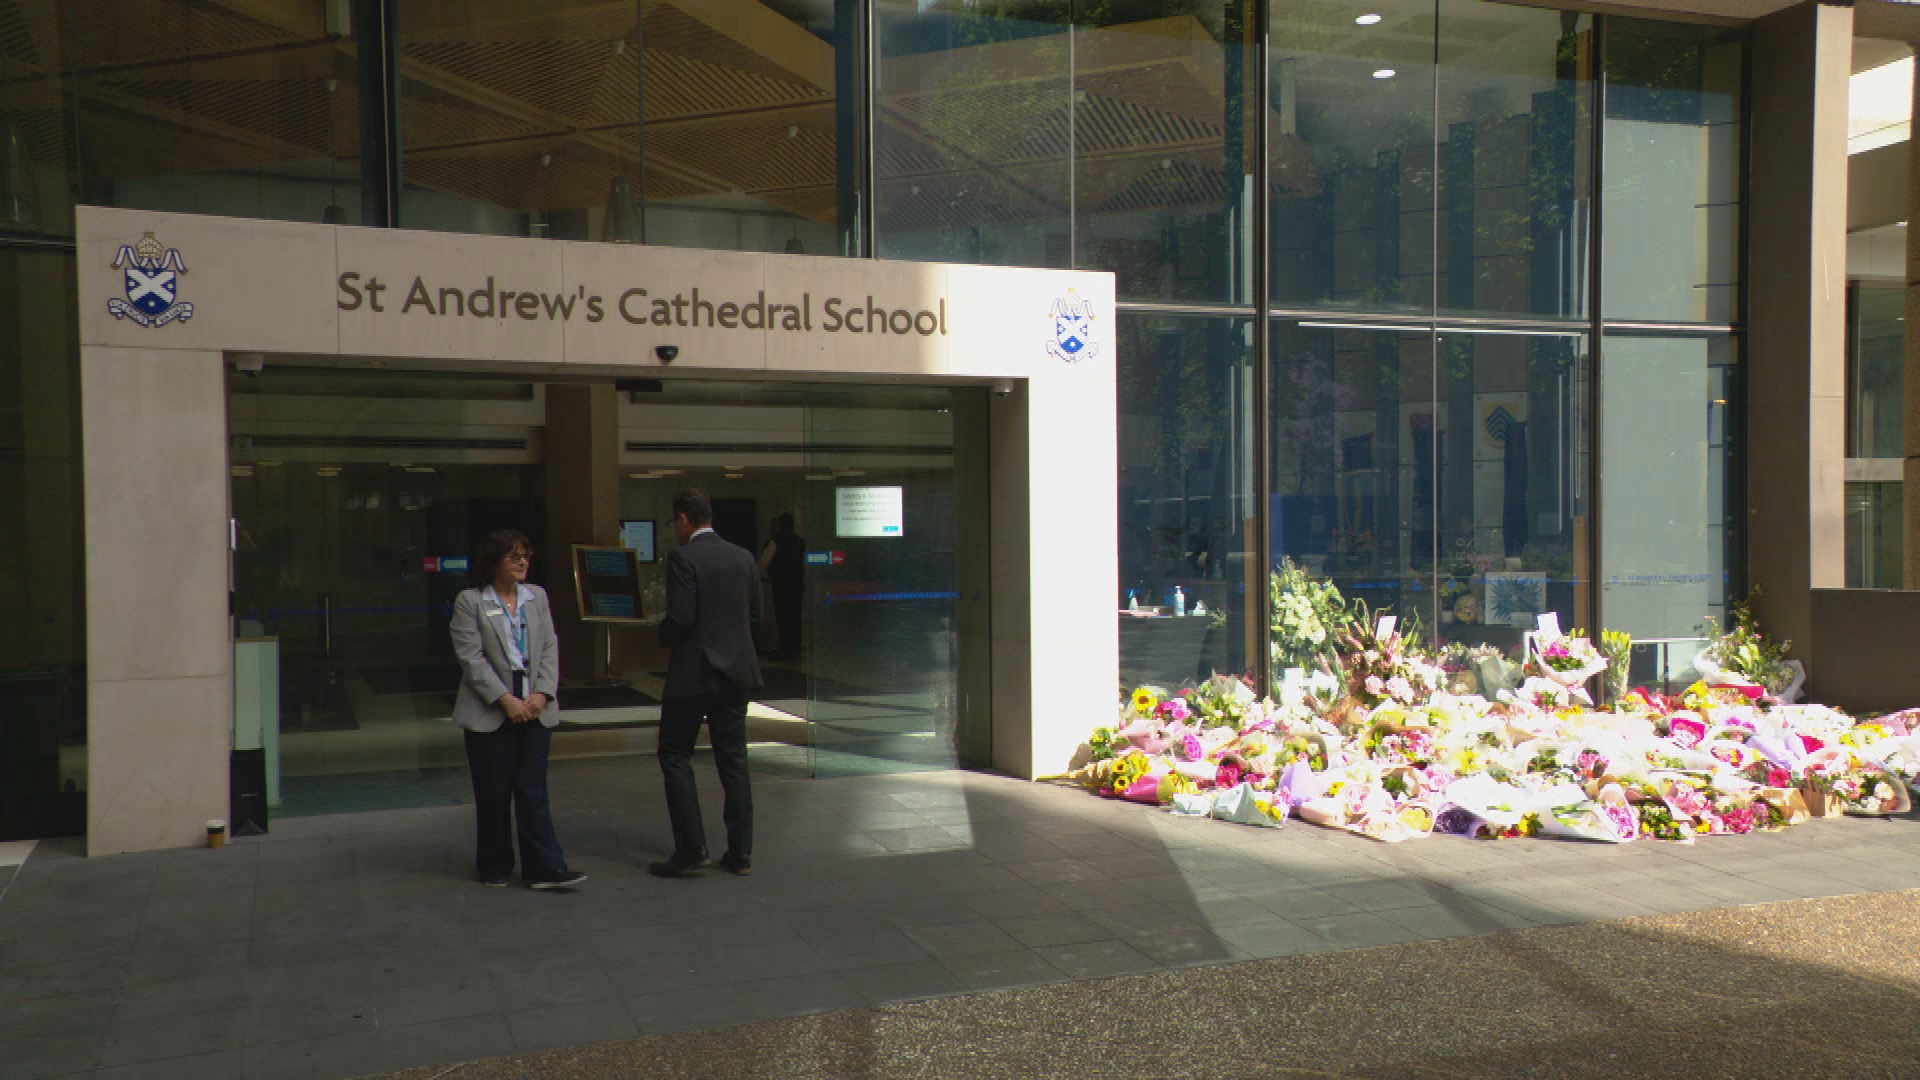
[510,605,528,669]
[488,587,530,671]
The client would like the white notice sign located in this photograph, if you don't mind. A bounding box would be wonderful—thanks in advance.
[836,486,904,538]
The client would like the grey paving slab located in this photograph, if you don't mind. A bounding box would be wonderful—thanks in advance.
[1211,918,1328,959]
[503,1000,640,1053]
[623,985,753,1038]
[990,911,1117,949]
[933,946,1069,992]
[838,959,970,1006]
[805,929,931,970]
[373,890,1920,1080]
[731,971,866,1019]
[1033,939,1160,980]
[9,762,1920,1080]
[93,1049,247,1080]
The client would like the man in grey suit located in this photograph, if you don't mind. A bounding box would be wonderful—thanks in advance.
[651,489,763,878]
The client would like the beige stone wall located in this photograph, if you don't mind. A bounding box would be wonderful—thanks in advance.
[80,346,231,855]
[76,205,1119,851]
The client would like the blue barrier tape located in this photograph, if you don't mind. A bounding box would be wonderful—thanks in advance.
[821,591,958,605]
[241,605,454,620]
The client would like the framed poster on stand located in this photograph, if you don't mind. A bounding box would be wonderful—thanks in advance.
[570,545,648,685]
[570,545,646,622]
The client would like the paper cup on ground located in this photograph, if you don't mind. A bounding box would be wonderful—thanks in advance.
[207,819,227,849]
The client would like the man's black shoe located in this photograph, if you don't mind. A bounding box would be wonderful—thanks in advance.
[719,851,752,876]
[648,853,710,879]
[529,870,587,890]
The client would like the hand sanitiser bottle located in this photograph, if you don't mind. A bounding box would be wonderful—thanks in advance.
[1127,590,1138,612]
[1173,586,1186,617]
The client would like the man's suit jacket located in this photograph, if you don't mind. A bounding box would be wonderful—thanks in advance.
[450,584,561,731]
[659,530,764,700]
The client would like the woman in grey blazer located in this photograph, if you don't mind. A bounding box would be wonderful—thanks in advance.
[450,529,584,889]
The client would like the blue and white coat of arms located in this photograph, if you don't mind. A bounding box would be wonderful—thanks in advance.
[1046,289,1098,363]
[108,232,194,327]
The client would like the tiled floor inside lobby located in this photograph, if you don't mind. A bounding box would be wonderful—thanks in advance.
[8,755,1920,1079]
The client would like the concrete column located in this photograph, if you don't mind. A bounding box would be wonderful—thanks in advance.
[543,382,621,681]
[1747,0,1851,665]
[81,346,232,855]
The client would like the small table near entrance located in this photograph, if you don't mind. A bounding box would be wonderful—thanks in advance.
[1119,611,1212,692]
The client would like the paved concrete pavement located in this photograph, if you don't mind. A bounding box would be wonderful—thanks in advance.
[5,753,1920,1079]
[374,889,1920,1079]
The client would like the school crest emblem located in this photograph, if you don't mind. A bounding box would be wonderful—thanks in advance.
[1046,289,1098,363]
[108,232,194,327]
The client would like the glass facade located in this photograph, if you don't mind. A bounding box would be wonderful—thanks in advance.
[0,0,1757,826]
[1846,283,1904,589]
[397,1,853,252]
[71,1,364,226]
[1269,322,1592,645]
[1270,3,1592,319]
[1600,19,1742,326]
[1597,333,1734,642]
[0,249,85,839]
[1118,313,1255,687]
[1264,5,1742,694]
[227,371,986,813]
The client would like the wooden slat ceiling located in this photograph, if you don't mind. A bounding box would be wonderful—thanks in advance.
[0,0,1299,228]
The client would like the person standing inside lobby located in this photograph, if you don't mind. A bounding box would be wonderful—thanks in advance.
[758,512,805,662]
[450,530,586,890]
[652,489,762,878]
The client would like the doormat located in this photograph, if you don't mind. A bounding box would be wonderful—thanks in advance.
[359,664,462,696]
[558,683,659,710]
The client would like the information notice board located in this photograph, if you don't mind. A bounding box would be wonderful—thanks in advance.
[570,545,646,622]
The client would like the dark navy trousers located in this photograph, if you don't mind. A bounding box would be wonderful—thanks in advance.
[464,721,569,882]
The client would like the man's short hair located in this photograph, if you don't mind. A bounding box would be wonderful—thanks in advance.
[672,488,713,526]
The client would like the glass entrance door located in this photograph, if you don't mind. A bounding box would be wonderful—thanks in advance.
[229,370,545,815]
[803,386,978,777]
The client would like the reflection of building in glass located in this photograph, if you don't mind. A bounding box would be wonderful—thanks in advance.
[0,0,1899,847]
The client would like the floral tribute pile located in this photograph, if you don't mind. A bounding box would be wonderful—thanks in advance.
[1073,601,1917,845]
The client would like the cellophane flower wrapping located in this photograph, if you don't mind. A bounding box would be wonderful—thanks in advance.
[1080,583,1909,847]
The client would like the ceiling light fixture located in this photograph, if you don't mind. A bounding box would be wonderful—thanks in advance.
[1373,68,1396,79]
[1356,13,1382,25]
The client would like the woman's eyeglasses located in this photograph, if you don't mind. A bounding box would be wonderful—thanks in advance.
[504,551,532,563]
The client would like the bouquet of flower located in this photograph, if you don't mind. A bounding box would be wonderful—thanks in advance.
[1630,789,1695,842]
[1530,630,1608,691]
[1696,597,1803,701]
[1824,766,1911,815]
[1333,614,1444,714]
[1270,559,1350,678]
[1599,629,1632,702]
[1186,673,1257,730]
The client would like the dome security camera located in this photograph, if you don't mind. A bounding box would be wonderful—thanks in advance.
[233,353,265,378]
[655,345,679,363]
[990,378,1014,397]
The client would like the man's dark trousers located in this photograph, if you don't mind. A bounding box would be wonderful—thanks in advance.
[657,686,753,859]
